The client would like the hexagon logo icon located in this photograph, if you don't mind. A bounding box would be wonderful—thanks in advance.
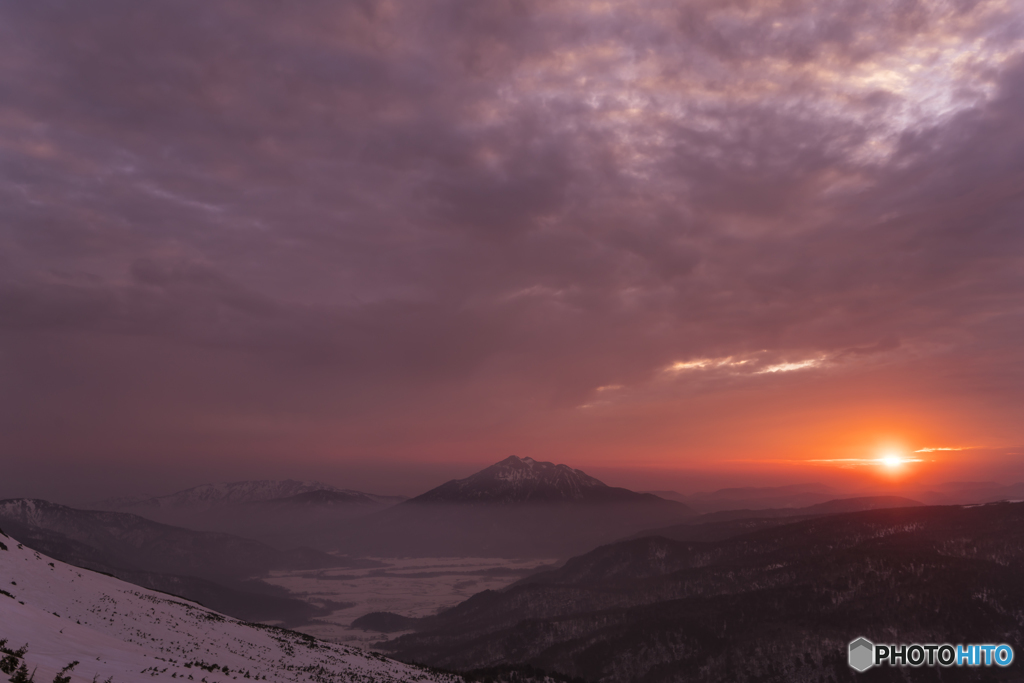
[848,637,874,672]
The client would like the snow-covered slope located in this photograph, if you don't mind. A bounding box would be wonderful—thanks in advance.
[0,528,459,683]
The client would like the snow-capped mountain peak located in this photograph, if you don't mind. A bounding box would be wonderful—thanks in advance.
[489,456,604,488]
[410,455,652,504]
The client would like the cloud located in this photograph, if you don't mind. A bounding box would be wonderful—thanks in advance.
[801,457,927,469]
[1,0,1024,491]
[757,359,825,374]
[664,354,826,376]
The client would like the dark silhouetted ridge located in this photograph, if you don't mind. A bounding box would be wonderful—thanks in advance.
[411,455,675,505]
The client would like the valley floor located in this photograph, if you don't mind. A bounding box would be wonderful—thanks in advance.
[265,556,555,648]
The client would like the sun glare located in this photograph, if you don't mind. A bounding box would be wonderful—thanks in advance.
[880,455,902,469]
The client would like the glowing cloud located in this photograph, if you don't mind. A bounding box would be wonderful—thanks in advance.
[667,357,749,372]
[804,457,926,469]
[757,359,824,374]
[666,356,827,375]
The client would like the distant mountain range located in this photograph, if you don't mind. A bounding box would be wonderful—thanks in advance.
[618,497,925,544]
[645,483,842,513]
[0,529,461,683]
[88,479,407,550]
[0,498,375,625]
[92,479,406,511]
[82,459,698,558]
[624,495,924,544]
[375,501,1024,682]
[259,489,400,506]
[334,456,697,558]
[90,479,333,510]
[72,463,942,560]
[650,480,1024,513]
[915,480,1024,506]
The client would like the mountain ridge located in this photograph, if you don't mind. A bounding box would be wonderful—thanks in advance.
[410,455,684,506]
[89,479,402,511]
[0,498,347,577]
[0,498,373,626]
[379,501,1024,682]
[82,481,406,551]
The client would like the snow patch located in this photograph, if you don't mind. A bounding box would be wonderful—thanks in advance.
[0,535,460,683]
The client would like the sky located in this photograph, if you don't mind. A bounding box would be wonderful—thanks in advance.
[2,0,1023,501]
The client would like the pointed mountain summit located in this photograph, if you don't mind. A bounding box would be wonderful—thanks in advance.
[337,457,696,558]
[412,455,655,504]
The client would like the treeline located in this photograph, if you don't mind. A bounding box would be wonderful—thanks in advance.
[0,639,93,683]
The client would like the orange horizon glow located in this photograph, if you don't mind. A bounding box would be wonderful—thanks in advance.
[4,0,1024,506]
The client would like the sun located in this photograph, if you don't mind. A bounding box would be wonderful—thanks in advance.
[879,454,903,469]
